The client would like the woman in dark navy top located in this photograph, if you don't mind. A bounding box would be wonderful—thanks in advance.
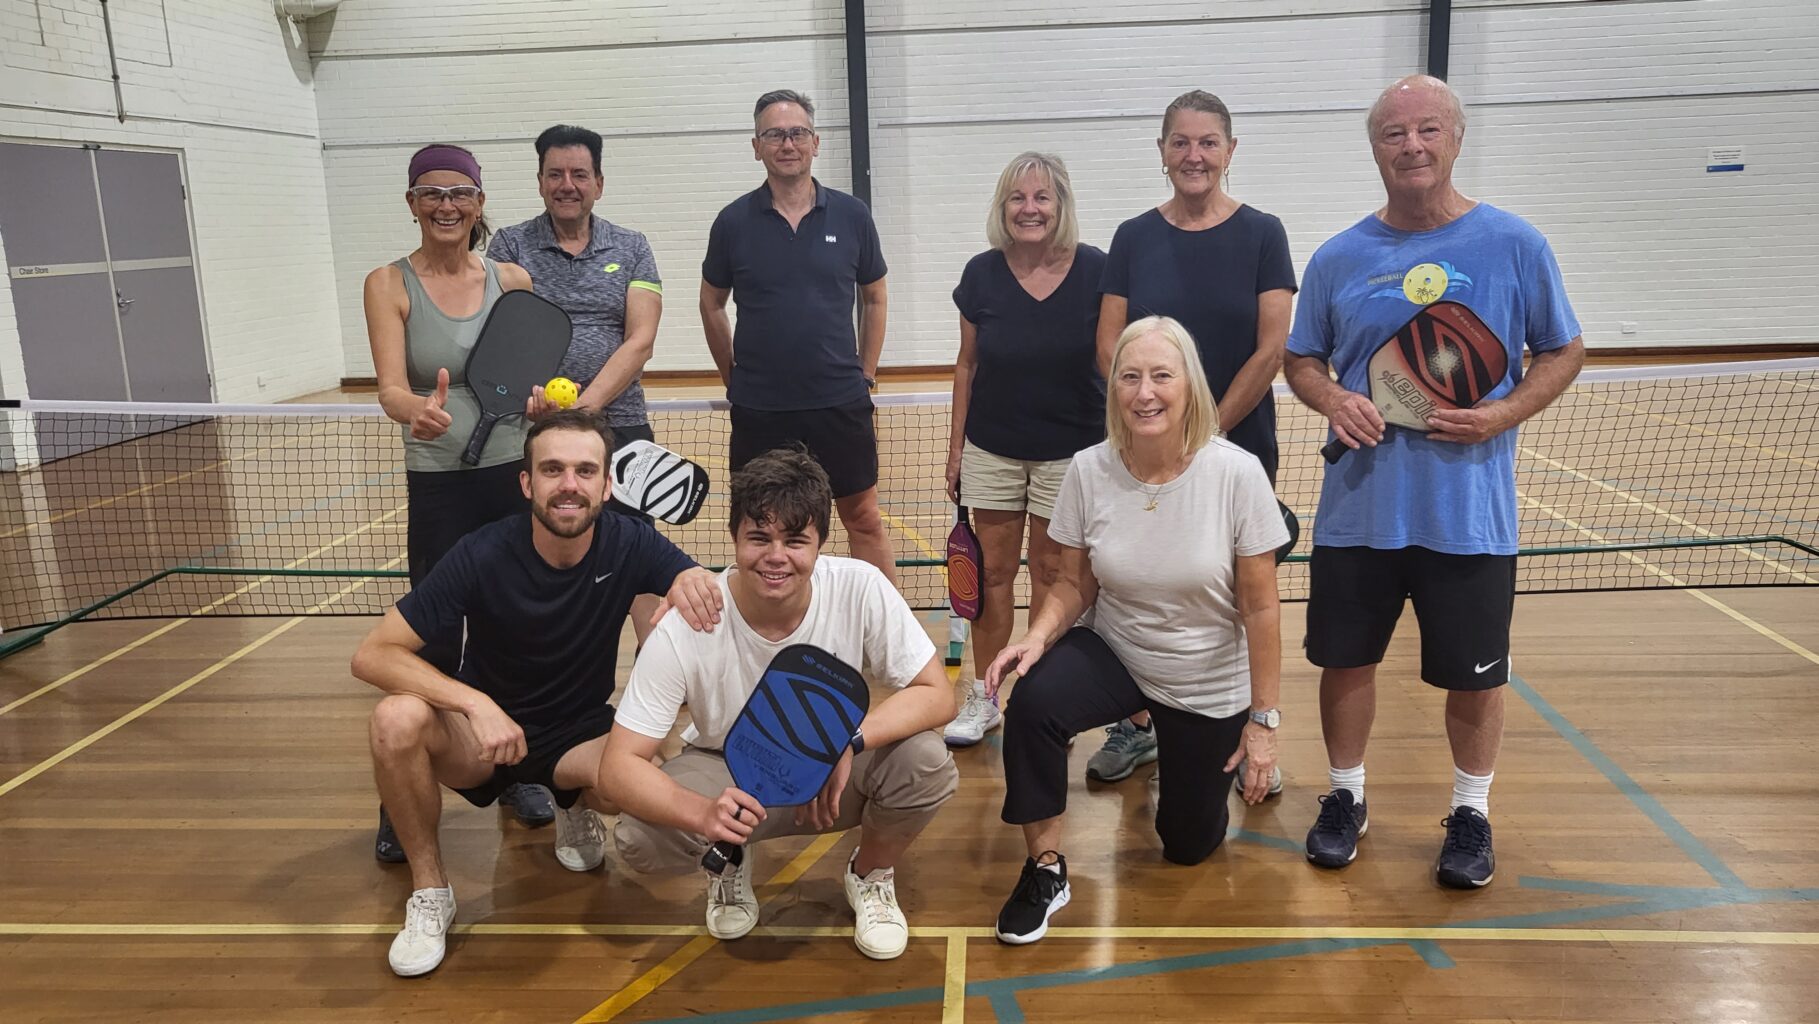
[1089,91,1296,786]
[944,152,1106,748]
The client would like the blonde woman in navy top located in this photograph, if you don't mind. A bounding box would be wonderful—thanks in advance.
[943,152,1106,748]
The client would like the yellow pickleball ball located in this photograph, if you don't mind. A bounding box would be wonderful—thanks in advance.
[544,376,579,409]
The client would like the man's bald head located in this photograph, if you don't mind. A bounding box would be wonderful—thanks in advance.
[1367,74,1467,141]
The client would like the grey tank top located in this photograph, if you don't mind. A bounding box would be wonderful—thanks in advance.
[396,256,528,471]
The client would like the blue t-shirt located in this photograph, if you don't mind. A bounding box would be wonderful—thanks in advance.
[953,244,1107,462]
[1101,205,1296,482]
[702,179,887,412]
[1287,204,1581,554]
[397,512,696,734]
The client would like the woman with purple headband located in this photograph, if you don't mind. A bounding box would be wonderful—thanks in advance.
[362,144,552,858]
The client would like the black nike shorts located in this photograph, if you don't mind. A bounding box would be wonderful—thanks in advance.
[1304,545,1516,691]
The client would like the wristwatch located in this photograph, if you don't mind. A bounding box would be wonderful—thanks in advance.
[850,726,866,754]
[1248,708,1280,729]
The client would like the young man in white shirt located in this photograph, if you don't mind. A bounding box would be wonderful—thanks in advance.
[601,447,958,960]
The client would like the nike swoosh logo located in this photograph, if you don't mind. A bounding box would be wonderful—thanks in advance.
[1474,659,1503,674]
[595,573,613,583]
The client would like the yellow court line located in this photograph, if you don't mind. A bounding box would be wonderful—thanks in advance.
[943,932,968,1024]
[1519,493,1819,667]
[574,830,849,1023]
[1520,446,1815,586]
[2,922,1814,946]
[1569,388,1819,472]
[0,556,404,799]
[0,505,406,719]
[0,428,337,539]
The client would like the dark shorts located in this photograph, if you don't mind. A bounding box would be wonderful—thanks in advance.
[453,703,615,810]
[729,397,879,499]
[1305,545,1516,691]
[603,420,656,525]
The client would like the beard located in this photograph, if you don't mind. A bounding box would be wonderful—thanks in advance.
[531,495,601,539]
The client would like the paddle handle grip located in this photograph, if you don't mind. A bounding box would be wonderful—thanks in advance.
[702,841,737,875]
[1319,437,1349,464]
[461,412,497,466]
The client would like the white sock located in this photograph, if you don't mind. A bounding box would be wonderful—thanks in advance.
[1329,764,1365,804]
[1452,766,1493,816]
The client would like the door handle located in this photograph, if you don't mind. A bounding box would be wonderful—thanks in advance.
[116,290,135,313]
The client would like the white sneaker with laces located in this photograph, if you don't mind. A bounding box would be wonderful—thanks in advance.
[944,681,1003,747]
[388,886,456,977]
[554,803,606,871]
[705,849,758,940]
[842,851,909,960]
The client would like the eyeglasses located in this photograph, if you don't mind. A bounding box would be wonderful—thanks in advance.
[756,127,817,147]
[407,185,483,207]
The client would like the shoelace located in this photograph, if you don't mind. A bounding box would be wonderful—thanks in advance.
[1310,793,1358,837]
[1011,861,1063,906]
[1440,813,1492,855]
[1100,724,1138,754]
[958,694,991,725]
[560,808,604,846]
[852,875,900,925]
[404,891,450,937]
[711,867,749,906]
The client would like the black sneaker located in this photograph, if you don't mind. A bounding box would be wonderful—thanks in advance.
[1305,789,1368,868]
[1435,806,1495,889]
[375,806,407,864]
[995,853,1071,945]
[501,783,556,828]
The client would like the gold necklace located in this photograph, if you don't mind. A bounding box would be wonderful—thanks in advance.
[1141,482,1164,512]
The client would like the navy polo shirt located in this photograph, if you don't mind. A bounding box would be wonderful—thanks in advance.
[702,179,887,412]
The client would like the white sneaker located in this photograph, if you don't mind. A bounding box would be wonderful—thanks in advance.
[705,849,758,940]
[843,851,909,960]
[554,803,606,871]
[388,886,456,977]
[944,682,1003,747]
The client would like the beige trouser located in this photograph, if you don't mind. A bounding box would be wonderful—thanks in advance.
[614,730,959,875]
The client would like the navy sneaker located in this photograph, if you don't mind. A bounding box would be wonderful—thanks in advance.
[1435,806,1495,888]
[995,853,1071,945]
[375,806,407,864]
[1305,789,1368,867]
[501,783,556,828]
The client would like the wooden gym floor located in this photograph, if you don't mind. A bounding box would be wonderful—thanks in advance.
[1,585,1816,1022]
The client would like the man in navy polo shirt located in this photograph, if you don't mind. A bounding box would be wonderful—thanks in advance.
[699,89,898,582]
[489,124,662,452]
[353,410,723,977]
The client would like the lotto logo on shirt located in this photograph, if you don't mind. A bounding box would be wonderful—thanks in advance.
[603,263,621,273]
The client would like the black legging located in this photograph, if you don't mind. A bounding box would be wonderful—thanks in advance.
[1001,626,1248,865]
[405,461,529,673]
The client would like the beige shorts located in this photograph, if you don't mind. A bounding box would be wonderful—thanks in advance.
[959,441,1072,521]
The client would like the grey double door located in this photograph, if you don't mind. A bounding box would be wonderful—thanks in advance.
[0,141,211,402]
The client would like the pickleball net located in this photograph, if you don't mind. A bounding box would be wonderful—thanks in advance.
[4,357,1816,655]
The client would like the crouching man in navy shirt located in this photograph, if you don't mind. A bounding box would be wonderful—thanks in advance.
[351,409,723,978]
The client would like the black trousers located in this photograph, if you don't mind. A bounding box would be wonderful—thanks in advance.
[1001,626,1248,865]
[404,461,529,673]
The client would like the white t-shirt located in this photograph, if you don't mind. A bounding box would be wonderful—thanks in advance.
[616,555,938,749]
[1048,438,1288,718]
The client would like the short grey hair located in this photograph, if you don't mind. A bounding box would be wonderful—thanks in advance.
[754,90,815,126]
[984,152,1079,254]
[1366,74,1467,139]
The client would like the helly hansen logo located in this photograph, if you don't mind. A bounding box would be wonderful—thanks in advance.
[825,235,837,243]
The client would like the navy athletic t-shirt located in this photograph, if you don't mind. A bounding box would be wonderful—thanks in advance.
[953,244,1107,462]
[1101,205,1296,480]
[397,511,695,734]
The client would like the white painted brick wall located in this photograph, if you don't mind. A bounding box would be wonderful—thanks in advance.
[0,1,343,402]
[312,0,1818,375]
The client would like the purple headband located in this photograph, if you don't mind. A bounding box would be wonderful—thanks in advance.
[408,145,483,188]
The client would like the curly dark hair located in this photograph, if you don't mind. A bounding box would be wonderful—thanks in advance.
[728,446,831,542]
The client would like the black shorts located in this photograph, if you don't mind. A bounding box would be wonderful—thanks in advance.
[1305,545,1516,691]
[454,703,615,810]
[603,420,656,525]
[729,397,879,499]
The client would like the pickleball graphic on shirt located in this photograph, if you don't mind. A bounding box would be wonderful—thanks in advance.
[1368,260,1474,303]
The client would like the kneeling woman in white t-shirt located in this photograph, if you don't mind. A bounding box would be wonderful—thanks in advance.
[985,315,1288,945]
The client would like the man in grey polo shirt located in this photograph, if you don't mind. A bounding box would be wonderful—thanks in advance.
[700,90,898,582]
[490,124,661,452]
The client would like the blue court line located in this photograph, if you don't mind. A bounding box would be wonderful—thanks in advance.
[1228,827,1303,854]
[988,992,1025,1024]
[1405,939,1455,968]
[1508,674,1747,890]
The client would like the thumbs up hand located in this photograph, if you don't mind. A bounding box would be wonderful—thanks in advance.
[411,368,454,440]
